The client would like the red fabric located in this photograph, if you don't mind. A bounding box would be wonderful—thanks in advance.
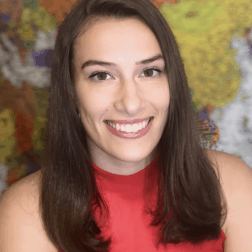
[59,153,226,251]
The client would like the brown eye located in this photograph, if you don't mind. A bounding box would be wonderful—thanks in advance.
[97,72,109,80]
[141,68,162,78]
[89,72,112,81]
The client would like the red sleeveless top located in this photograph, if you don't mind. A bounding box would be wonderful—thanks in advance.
[58,153,226,251]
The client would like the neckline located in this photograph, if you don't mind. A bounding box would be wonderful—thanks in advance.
[91,152,160,194]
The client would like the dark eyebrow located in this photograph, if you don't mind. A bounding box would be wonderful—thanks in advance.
[81,54,164,70]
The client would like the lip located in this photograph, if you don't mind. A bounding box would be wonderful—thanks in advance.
[105,117,154,139]
[105,116,154,125]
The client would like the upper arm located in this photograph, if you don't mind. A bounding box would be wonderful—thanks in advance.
[217,152,252,252]
[0,175,57,252]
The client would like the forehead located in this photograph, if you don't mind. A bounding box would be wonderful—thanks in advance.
[74,18,162,62]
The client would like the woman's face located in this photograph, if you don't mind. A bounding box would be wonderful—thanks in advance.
[73,18,170,175]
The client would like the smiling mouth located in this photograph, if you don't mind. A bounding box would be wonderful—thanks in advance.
[104,116,154,137]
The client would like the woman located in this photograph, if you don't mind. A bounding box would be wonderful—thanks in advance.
[1,0,252,251]
[43,0,228,250]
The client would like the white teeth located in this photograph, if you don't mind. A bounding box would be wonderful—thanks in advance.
[121,124,126,131]
[142,120,146,128]
[106,118,151,132]
[125,124,131,133]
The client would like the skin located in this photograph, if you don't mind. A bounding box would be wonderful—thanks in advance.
[73,18,170,175]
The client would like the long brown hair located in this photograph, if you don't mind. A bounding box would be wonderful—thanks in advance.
[40,0,228,251]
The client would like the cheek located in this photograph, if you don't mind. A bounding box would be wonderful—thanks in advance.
[76,87,111,115]
[148,83,170,109]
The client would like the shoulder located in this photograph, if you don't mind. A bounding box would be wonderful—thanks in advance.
[204,149,234,202]
[204,149,252,197]
[205,149,252,251]
[0,170,58,252]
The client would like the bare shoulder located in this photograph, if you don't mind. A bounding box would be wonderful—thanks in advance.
[204,148,252,246]
[204,148,252,196]
[204,149,233,195]
[0,170,58,252]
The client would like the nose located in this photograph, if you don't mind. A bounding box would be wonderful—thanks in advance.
[114,79,144,115]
